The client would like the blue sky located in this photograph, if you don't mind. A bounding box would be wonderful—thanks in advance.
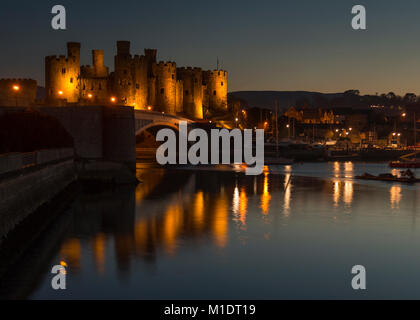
[1,0,420,94]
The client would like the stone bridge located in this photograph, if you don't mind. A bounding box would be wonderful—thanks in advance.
[134,110,194,136]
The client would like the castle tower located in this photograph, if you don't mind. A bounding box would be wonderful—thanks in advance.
[92,50,108,77]
[144,49,157,108]
[155,62,177,114]
[45,42,81,104]
[132,55,148,109]
[203,69,228,111]
[80,49,110,104]
[177,67,203,119]
[144,49,157,75]
[175,80,184,114]
[112,41,134,105]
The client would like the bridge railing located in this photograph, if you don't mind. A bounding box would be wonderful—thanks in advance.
[134,109,192,123]
[0,148,74,176]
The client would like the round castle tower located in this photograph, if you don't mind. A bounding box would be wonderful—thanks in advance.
[155,62,177,114]
[112,41,134,106]
[45,42,81,104]
[132,54,148,109]
[177,67,203,119]
[204,70,228,111]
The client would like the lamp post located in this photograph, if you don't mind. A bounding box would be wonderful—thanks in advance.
[12,85,20,106]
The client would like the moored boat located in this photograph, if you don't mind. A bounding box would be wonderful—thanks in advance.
[389,161,420,169]
[355,172,420,183]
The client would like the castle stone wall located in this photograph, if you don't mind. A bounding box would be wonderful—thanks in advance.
[177,67,204,119]
[155,62,177,114]
[44,41,228,118]
[204,70,228,111]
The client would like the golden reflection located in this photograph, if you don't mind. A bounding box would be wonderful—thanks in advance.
[213,195,228,248]
[233,186,240,215]
[334,162,340,178]
[284,173,292,216]
[344,162,354,178]
[390,185,402,209]
[239,188,248,227]
[93,233,106,275]
[260,172,271,215]
[343,182,354,206]
[163,203,184,255]
[60,238,81,269]
[333,181,340,207]
[135,168,166,202]
[193,191,205,230]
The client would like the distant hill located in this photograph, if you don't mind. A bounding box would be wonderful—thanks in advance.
[228,91,344,110]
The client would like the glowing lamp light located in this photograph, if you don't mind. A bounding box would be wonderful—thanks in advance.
[12,85,20,91]
[58,90,64,95]
[286,124,290,128]
[392,132,396,136]
[110,97,116,103]
[87,93,93,99]
[398,133,401,137]
[402,113,407,117]
[147,106,152,111]
[235,118,239,122]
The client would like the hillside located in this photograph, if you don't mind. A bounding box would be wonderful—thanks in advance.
[228,91,344,110]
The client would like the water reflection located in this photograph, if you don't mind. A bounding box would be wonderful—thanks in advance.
[260,172,271,215]
[0,163,419,299]
[283,174,292,216]
[390,185,402,210]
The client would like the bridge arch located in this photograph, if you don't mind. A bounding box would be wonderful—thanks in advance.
[135,121,180,136]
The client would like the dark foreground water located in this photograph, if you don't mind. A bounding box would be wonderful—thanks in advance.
[0,162,419,299]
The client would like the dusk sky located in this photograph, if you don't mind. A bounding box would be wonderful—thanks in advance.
[2,0,420,95]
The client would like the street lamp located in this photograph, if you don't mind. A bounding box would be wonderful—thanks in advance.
[12,85,20,106]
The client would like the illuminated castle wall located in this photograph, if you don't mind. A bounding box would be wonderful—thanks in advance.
[45,41,228,119]
[45,42,81,104]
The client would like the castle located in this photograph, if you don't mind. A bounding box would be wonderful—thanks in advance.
[44,41,228,119]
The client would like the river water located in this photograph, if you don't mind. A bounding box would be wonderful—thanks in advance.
[0,162,419,299]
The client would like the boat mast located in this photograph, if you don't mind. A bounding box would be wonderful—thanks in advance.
[275,100,279,156]
[415,111,417,160]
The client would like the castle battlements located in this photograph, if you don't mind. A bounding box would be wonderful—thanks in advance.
[156,61,177,68]
[0,78,37,84]
[43,41,228,118]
